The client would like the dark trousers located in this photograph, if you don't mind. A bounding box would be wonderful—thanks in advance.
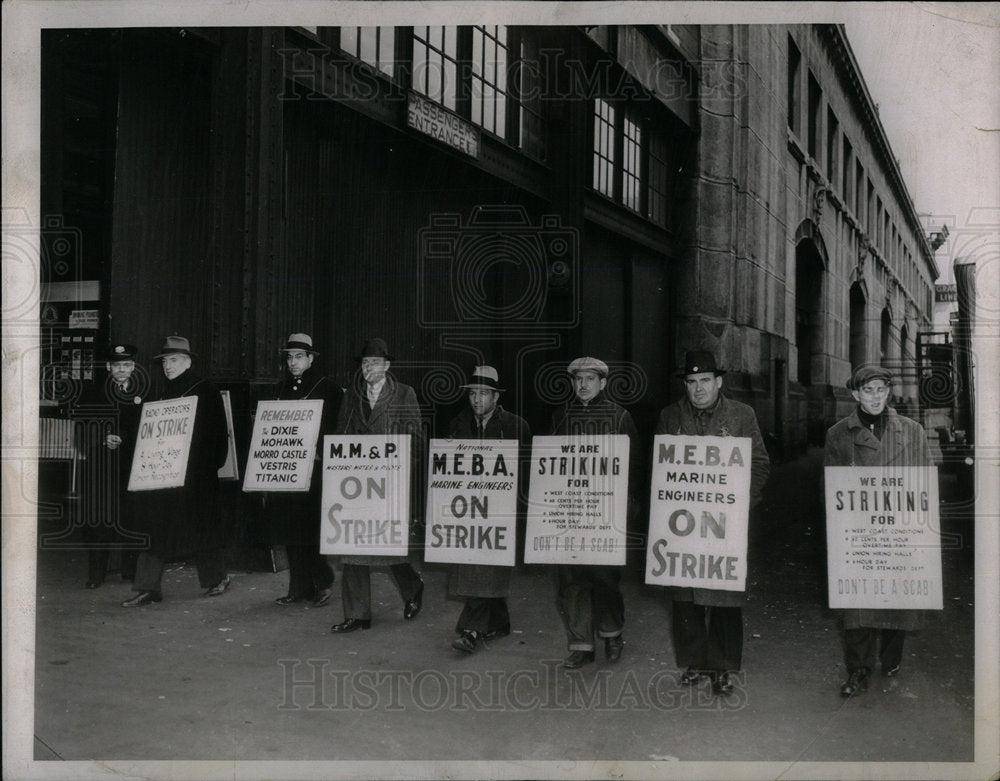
[672,601,744,673]
[133,549,227,594]
[557,565,624,651]
[341,562,422,621]
[843,627,905,675]
[456,597,510,635]
[285,544,334,598]
[87,548,138,583]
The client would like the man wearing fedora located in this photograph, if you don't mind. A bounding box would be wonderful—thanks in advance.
[260,334,344,607]
[80,342,147,588]
[446,366,531,653]
[551,356,639,668]
[123,336,231,606]
[824,365,932,697]
[330,337,425,633]
[655,349,770,694]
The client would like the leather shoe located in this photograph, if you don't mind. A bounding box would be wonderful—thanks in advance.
[312,587,334,607]
[680,667,704,685]
[121,590,162,607]
[85,580,102,589]
[712,671,735,694]
[451,630,480,653]
[275,594,309,606]
[883,664,900,678]
[484,624,511,641]
[562,650,595,669]
[403,583,424,620]
[840,669,870,696]
[605,636,624,663]
[330,618,371,633]
[206,575,231,597]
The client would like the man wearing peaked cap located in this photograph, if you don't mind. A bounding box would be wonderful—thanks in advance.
[655,349,770,695]
[445,366,531,654]
[259,333,344,608]
[550,356,639,668]
[330,337,425,634]
[824,364,932,697]
[79,342,146,588]
[123,335,231,606]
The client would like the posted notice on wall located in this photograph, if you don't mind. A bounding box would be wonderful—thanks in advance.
[320,434,410,557]
[424,439,519,566]
[127,397,198,491]
[645,435,752,591]
[242,399,323,491]
[825,466,942,610]
[524,435,629,566]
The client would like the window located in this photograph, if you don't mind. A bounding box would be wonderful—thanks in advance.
[842,136,853,205]
[470,26,509,138]
[593,98,616,198]
[866,179,874,235]
[787,35,801,135]
[340,27,395,77]
[515,31,545,159]
[826,107,838,183]
[622,112,642,212]
[807,71,821,160]
[855,160,864,224]
[647,129,669,226]
[412,26,459,111]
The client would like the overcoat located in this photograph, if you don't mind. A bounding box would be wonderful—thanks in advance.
[334,373,424,566]
[258,366,344,546]
[655,394,770,607]
[133,370,229,559]
[823,406,933,631]
[445,406,531,598]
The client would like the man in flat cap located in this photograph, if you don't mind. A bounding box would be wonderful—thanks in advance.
[824,365,932,696]
[446,366,531,653]
[123,336,231,606]
[655,349,770,694]
[260,334,344,607]
[80,342,146,588]
[551,356,639,668]
[330,338,425,633]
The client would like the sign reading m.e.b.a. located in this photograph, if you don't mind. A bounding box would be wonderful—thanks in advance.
[320,435,410,557]
[645,435,751,591]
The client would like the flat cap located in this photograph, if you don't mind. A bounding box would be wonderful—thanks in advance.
[848,365,893,390]
[567,356,609,377]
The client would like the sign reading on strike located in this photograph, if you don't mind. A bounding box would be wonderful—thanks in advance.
[825,466,942,610]
[645,435,751,591]
[320,435,410,557]
[424,439,519,566]
[242,400,323,491]
[128,397,198,491]
[524,435,628,566]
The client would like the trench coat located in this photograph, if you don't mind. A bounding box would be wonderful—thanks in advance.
[445,406,531,598]
[257,366,344,546]
[133,370,229,559]
[334,373,424,566]
[823,406,933,631]
[655,394,770,607]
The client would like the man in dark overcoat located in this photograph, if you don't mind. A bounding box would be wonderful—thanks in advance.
[445,366,531,653]
[824,365,933,696]
[261,333,343,607]
[329,337,425,633]
[655,350,770,694]
[80,342,146,587]
[552,356,639,668]
[122,336,231,606]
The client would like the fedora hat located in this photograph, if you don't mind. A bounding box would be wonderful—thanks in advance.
[281,333,318,355]
[461,365,504,392]
[677,350,724,377]
[355,337,393,361]
[153,335,194,359]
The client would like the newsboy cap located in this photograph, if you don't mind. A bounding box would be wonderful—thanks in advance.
[153,335,194,359]
[106,343,137,361]
[356,337,393,361]
[567,357,609,377]
[461,365,505,392]
[848,365,893,390]
[281,333,318,355]
[677,350,725,377]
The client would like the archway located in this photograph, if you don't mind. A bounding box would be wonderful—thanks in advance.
[795,238,824,385]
